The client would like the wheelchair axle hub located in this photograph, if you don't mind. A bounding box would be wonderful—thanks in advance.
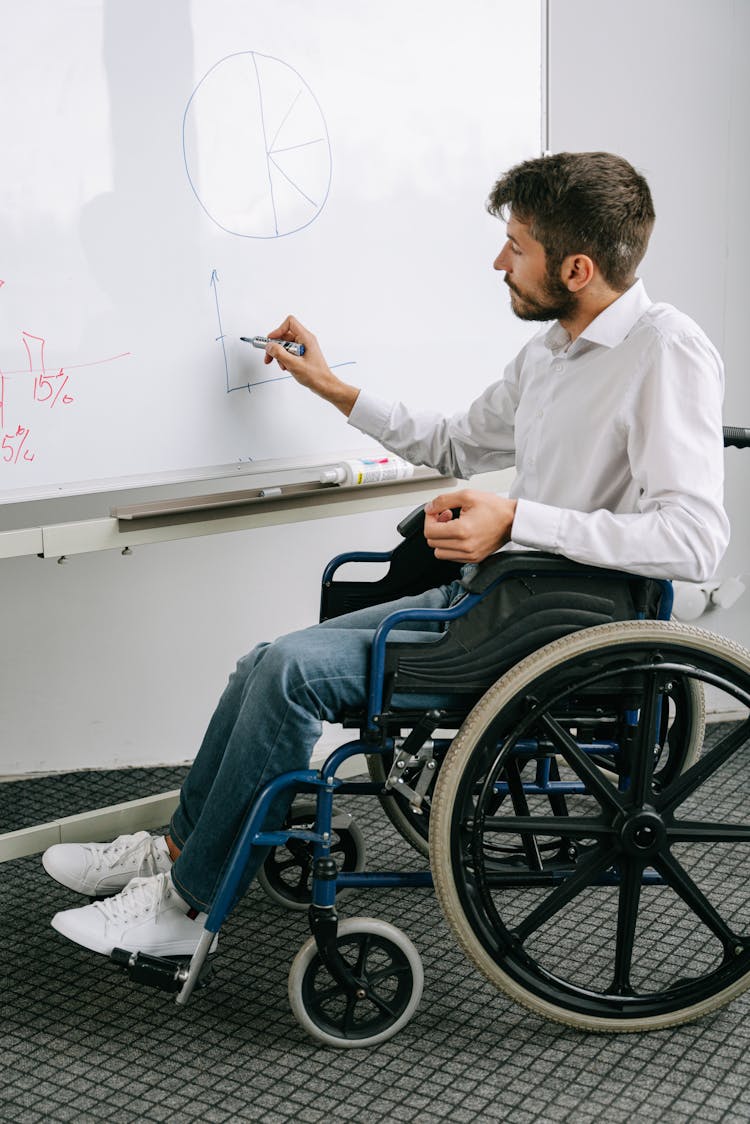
[613,808,667,858]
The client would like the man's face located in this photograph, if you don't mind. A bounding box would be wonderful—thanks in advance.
[494,216,578,322]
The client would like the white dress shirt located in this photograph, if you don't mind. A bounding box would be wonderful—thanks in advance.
[348,280,729,582]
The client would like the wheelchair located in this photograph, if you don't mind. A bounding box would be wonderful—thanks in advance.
[114,428,750,1047]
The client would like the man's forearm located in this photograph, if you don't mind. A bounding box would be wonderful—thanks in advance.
[317,375,360,418]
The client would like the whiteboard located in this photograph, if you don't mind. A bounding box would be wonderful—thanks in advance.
[0,0,542,503]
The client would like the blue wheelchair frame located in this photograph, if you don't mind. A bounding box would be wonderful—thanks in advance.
[172,553,674,1006]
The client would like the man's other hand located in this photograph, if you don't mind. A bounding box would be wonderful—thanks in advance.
[424,489,517,562]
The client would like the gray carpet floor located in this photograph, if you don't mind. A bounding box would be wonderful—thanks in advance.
[2,742,750,1124]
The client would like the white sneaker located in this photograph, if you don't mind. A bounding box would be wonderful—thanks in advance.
[51,872,217,958]
[42,831,172,896]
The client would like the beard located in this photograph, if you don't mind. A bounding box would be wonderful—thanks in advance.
[505,272,578,322]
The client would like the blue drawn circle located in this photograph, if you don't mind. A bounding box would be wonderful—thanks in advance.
[183,51,332,239]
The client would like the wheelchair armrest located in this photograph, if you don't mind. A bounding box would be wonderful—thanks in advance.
[319,510,462,622]
[321,550,395,586]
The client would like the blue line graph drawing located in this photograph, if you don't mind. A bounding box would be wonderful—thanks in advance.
[210,271,355,396]
[184,52,332,239]
[210,271,231,389]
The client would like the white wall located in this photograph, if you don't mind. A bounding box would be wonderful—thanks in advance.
[2,0,749,776]
[0,497,411,775]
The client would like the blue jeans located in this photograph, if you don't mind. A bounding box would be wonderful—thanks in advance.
[169,581,464,911]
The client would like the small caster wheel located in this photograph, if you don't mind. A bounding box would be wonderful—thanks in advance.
[288,917,424,1047]
[257,801,366,912]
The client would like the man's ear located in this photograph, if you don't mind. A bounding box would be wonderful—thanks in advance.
[561,253,595,292]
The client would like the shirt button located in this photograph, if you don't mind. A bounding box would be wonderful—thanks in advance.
[553,363,563,372]
[537,410,543,418]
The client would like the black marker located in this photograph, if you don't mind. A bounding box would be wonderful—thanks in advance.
[240,335,305,357]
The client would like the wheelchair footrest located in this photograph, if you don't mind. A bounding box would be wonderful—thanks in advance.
[110,948,215,993]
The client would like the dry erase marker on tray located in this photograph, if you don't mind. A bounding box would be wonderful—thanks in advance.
[319,456,415,486]
[240,335,305,357]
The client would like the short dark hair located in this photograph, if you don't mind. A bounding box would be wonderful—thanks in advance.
[487,152,655,291]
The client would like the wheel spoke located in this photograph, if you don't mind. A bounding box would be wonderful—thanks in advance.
[314,981,346,1004]
[658,719,750,814]
[342,991,358,1034]
[511,844,619,942]
[653,849,740,948]
[293,867,309,891]
[356,951,403,1019]
[273,855,303,873]
[363,989,399,1019]
[504,756,543,871]
[367,963,410,988]
[354,934,372,978]
[627,672,661,804]
[539,714,626,815]
[481,815,612,839]
[667,820,750,844]
[611,858,644,994]
[545,756,573,818]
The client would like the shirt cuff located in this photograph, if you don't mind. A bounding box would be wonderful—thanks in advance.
[511,498,563,553]
[347,389,393,439]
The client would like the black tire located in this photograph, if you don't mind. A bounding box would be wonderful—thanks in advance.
[431,621,750,1031]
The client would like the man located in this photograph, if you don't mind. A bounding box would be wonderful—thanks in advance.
[42,152,729,957]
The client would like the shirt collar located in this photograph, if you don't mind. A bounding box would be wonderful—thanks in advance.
[544,278,652,353]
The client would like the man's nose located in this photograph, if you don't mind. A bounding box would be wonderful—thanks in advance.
[494,245,510,272]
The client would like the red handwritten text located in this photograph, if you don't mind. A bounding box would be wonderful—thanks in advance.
[2,425,35,463]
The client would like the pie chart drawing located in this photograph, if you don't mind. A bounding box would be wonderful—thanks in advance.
[183,52,332,239]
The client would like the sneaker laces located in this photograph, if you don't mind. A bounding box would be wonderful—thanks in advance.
[92,832,168,875]
[94,872,173,924]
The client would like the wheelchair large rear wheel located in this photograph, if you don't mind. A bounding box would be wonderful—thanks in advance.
[430,621,750,1032]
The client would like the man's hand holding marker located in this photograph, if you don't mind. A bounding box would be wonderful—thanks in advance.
[260,314,360,419]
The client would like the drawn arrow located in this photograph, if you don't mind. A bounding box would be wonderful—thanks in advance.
[210,269,231,393]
